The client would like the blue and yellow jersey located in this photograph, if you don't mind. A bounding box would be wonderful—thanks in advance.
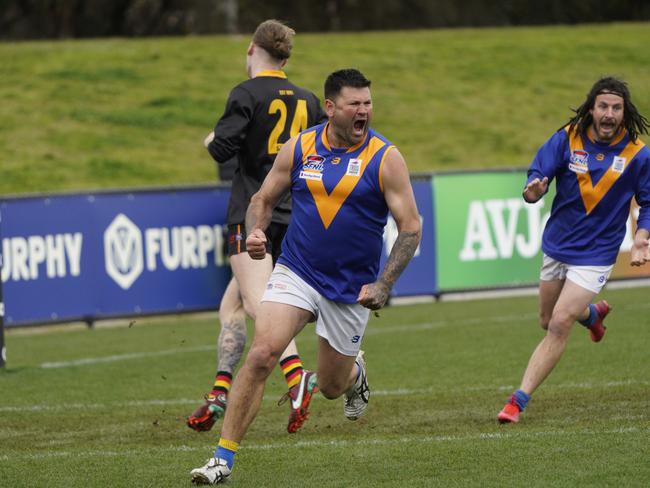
[277,122,395,302]
[527,127,650,265]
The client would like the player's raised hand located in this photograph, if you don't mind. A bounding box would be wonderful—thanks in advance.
[523,177,549,203]
[246,228,267,260]
[630,232,650,266]
[357,281,391,310]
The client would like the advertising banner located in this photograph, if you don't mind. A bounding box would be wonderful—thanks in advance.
[1,187,231,326]
[433,171,555,291]
[611,200,650,279]
[0,208,5,366]
[381,179,437,296]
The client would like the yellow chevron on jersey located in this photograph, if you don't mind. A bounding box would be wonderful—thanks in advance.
[566,127,646,214]
[298,128,392,229]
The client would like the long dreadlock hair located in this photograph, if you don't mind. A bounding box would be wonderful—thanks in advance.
[565,76,650,142]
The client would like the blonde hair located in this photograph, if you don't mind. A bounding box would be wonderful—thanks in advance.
[252,19,295,60]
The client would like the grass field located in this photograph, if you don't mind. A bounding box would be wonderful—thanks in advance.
[1,286,649,487]
[2,22,650,194]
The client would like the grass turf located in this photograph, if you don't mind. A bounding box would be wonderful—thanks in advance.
[1,286,648,487]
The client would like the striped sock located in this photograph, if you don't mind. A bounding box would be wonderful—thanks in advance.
[215,438,239,469]
[280,355,303,390]
[210,371,232,398]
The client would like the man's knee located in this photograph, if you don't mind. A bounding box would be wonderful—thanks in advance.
[245,342,280,377]
[317,375,350,399]
[547,310,575,338]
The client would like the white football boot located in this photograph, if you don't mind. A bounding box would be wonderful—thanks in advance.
[344,350,369,420]
[190,457,231,485]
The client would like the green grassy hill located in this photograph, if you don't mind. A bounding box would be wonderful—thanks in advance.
[1,22,649,194]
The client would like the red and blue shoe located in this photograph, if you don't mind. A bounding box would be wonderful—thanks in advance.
[497,396,520,424]
[589,300,611,343]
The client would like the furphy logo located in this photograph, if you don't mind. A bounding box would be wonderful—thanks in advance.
[2,233,83,282]
[104,214,143,290]
[103,213,227,290]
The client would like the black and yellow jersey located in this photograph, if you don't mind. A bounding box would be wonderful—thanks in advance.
[207,69,326,225]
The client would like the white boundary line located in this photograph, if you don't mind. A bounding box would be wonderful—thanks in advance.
[1,426,647,462]
[39,312,539,369]
[1,380,647,413]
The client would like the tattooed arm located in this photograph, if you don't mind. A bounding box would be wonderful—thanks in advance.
[358,148,421,310]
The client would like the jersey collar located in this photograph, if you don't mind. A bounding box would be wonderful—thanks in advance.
[254,69,287,79]
[586,126,627,146]
[321,122,369,153]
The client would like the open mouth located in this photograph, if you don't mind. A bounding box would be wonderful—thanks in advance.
[353,119,366,133]
[600,119,616,131]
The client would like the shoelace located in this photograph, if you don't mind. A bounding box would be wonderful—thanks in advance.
[277,388,296,407]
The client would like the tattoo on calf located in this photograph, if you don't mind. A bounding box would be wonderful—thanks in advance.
[217,318,247,372]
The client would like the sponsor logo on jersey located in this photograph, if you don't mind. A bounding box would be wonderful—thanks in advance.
[569,150,589,174]
[612,156,626,173]
[345,158,362,177]
[303,155,325,170]
[300,155,325,181]
[571,150,589,164]
[596,153,605,161]
[331,157,341,165]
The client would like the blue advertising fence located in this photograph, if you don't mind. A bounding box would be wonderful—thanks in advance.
[0,181,437,327]
[1,186,232,326]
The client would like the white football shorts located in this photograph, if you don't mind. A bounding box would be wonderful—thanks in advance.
[261,264,370,356]
[540,254,613,294]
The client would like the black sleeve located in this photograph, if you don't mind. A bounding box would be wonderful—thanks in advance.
[207,86,254,164]
[313,94,328,124]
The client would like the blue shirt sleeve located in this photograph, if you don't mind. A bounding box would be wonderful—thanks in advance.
[634,148,650,232]
[526,129,568,188]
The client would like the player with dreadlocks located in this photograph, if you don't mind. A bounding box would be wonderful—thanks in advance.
[497,76,650,424]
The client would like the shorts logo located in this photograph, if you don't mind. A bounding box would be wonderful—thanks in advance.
[598,275,606,283]
[345,158,362,177]
[611,156,626,173]
[229,233,243,244]
[350,335,361,344]
[271,282,288,290]
[300,155,325,181]
[569,150,589,174]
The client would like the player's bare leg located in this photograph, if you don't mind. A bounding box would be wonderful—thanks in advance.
[230,252,311,431]
[316,337,369,420]
[187,278,246,431]
[499,280,596,423]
